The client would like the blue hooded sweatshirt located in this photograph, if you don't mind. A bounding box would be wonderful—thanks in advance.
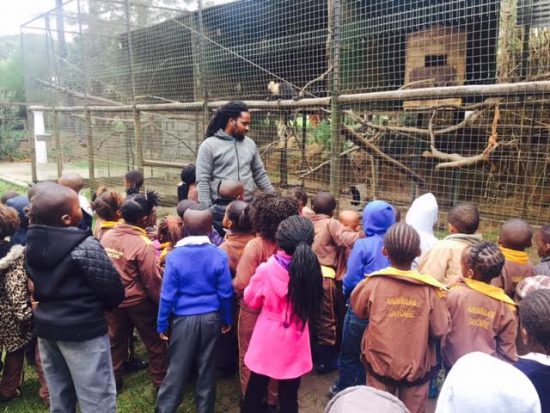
[343,200,396,298]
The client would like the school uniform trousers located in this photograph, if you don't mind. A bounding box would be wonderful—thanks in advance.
[106,299,168,388]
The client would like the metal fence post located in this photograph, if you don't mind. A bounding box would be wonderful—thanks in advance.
[85,110,95,190]
[53,110,63,178]
[329,0,342,210]
[134,110,144,174]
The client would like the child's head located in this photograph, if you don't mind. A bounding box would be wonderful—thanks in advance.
[157,215,184,245]
[311,192,336,216]
[124,170,144,195]
[120,190,159,228]
[91,187,123,222]
[223,200,252,233]
[519,289,550,354]
[1,191,20,204]
[0,204,19,240]
[250,192,299,242]
[383,223,421,269]
[447,203,480,234]
[180,164,196,185]
[57,172,84,194]
[338,210,361,232]
[461,242,505,283]
[183,205,213,236]
[499,218,533,251]
[534,225,550,259]
[176,199,198,219]
[219,180,245,201]
[288,187,308,210]
[276,215,323,329]
[28,183,82,227]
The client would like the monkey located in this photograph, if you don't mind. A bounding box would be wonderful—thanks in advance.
[267,81,298,100]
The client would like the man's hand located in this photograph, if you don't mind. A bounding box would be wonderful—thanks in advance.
[159,332,169,341]
[221,325,232,334]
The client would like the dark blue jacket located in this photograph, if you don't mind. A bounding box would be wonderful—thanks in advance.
[515,356,550,413]
[157,238,233,333]
[343,201,395,298]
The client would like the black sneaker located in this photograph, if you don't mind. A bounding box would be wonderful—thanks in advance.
[124,357,149,373]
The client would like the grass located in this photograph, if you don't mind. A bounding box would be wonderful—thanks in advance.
[5,345,242,413]
[0,179,27,196]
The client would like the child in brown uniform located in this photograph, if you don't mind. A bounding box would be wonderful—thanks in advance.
[310,192,360,374]
[418,203,482,287]
[220,200,255,276]
[491,218,535,300]
[100,191,168,391]
[442,242,517,368]
[534,225,550,276]
[352,223,450,413]
[91,187,123,240]
[233,192,298,405]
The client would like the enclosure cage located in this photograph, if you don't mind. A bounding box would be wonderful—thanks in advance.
[20,0,550,229]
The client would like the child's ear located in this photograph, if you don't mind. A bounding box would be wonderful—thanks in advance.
[60,214,72,226]
[520,326,530,346]
[382,247,389,257]
[464,268,474,279]
[497,235,503,245]
[448,223,457,234]
[414,247,422,258]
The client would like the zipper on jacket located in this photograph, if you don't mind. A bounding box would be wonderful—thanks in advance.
[234,140,241,181]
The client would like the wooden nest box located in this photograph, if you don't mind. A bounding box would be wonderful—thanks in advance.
[404,26,467,110]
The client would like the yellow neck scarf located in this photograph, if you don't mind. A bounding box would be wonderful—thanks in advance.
[100,220,119,230]
[500,246,529,265]
[369,267,447,290]
[464,278,516,307]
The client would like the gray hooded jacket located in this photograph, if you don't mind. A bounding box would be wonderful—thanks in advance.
[196,129,273,206]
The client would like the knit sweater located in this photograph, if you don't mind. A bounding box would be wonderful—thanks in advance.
[157,236,233,333]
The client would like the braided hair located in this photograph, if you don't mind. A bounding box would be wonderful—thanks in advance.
[384,222,421,267]
[205,101,249,139]
[519,289,550,354]
[226,200,252,233]
[91,187,123,222]
[463,241,505,283]
[276,215,323,330]
[121,190,160,226]
[157,215,184,245]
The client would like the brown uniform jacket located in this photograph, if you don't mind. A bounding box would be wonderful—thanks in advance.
[418,233,482,286]
[491,259,535,300]
[220,231,255,276]
[311,214,360,275]
[100,223,161,308]
[233,236,277,300]
[442,280,518,368]
[351,268,450,383]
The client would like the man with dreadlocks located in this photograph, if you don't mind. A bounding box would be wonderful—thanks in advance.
[442,242,517,368]
[101,191,168,391]
[196,101,273,207]
[351,223,450,413]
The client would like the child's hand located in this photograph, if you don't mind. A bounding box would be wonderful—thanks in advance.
[221,325,231,334]
[159,332,169,341]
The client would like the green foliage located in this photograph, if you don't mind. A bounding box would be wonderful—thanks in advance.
[0,92,25,161]
[310,119,332,149]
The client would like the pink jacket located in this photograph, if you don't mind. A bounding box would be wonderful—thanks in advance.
[244,252,313,380]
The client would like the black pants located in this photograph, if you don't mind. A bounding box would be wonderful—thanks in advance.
[155,312,220,413]
[242,372,300,413]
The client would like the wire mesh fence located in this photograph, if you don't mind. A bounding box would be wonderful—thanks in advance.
[20,0,550,229]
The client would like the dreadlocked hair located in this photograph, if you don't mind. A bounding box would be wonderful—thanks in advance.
[121,190,160,225]
[205,101,249,138]
[0,204,19,239]
[463,241,505,283]
[250,192,299,241]
[519,289,550,354]
[276,215,323,330]
[91,186,123,221]
[226,200,252,233]
[384,223,421,266]
[157,215,184,245]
